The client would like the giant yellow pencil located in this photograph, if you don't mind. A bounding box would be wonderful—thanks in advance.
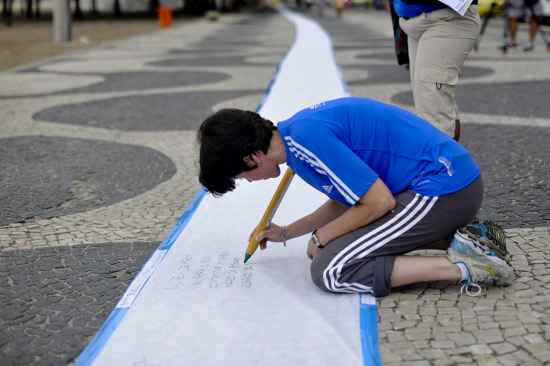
[244,168,295,263]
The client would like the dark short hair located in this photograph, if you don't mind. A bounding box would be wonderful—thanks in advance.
[197,109,276,195]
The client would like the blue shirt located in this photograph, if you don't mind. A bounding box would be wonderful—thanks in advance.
[277,97,480,207]
[393,0,446,18]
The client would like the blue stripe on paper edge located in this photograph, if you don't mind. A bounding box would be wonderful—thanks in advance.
[359,295,382,366]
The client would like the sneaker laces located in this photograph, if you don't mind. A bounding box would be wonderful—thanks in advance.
[460,280,482,297]
[456,260,482,297]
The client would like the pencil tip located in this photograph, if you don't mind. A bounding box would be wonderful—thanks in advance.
[244,254,251,264]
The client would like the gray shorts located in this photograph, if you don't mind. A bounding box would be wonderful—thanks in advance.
[310,176,483,297]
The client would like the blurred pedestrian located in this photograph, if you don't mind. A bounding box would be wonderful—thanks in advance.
[505,0,522,49]
[504,0,547,51]
[521,0,543,51]
[474,0,504,51]
[317,0,326,16]
[335,0,345,17]
[393,0,481,141]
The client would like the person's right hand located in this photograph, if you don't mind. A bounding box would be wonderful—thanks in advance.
[249,223,287,250]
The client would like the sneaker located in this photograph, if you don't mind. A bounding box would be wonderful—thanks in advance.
[449,232,514,296]
[462,220,508,261]
[523,44,534,52]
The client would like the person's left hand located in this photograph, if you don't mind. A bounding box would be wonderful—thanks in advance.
[307,238,321,260]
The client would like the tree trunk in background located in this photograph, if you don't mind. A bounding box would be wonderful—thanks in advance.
[2,0,13,26]
[149,0,160,14]
[91,0,97,14]
[35,0,41,17]
[74,0,83,19]
[25,0,33,18]
[113,0,122,16]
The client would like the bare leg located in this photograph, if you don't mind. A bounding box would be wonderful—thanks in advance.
[540,30,550,50]
[500,14,509,53]
[528,18,540,44]
[509,17,518,46]
[390,256,460,288]
[523,15,540,51]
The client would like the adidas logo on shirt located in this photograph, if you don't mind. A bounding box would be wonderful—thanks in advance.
[309,102,326,110]
[322,184,333,194]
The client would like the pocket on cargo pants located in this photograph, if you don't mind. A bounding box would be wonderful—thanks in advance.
[414,66,460,136]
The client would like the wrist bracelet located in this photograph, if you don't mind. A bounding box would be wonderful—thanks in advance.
[281,226,288,247]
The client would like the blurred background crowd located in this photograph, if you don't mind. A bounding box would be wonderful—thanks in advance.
[2,0,548,52]
[2,0,548,25]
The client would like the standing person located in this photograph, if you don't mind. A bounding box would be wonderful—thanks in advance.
[335,0,345,17]
[198,97,513,297]
[393,0,481,141]
[505,0,523,49]
[317,0,326,16]
[522,0,544,51]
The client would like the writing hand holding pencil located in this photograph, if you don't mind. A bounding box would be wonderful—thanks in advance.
[249,223,288,251]
[243,169,294,263]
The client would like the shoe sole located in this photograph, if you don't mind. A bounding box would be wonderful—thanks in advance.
[461,222,509,261]
[485,221,507,253]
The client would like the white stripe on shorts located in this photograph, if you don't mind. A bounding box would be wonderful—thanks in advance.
[322,194,439,293]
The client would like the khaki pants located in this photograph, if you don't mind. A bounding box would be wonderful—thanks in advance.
[399,6,480,137]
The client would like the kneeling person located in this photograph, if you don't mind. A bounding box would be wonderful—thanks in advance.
[198,97,513,297]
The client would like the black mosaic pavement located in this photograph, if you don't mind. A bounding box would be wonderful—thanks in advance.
[392,79,550,119]
[333,43,392,51]
[197,39,263,47]
[313,16,394,48]
[0,136,176,226]
[346,64,494,84]
[0,242,158,366]
[339,39,394,49]
[148,54,278,67]
[469,55,550,62]
[167,48,242,55]
[34,90,260,131]
[188,19,285,49]
[3,70,230,98]
[355,51,406,60]
[462,124,550,228]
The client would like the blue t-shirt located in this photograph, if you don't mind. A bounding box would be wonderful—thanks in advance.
[393,0,446,18]
[277,97,480,207]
